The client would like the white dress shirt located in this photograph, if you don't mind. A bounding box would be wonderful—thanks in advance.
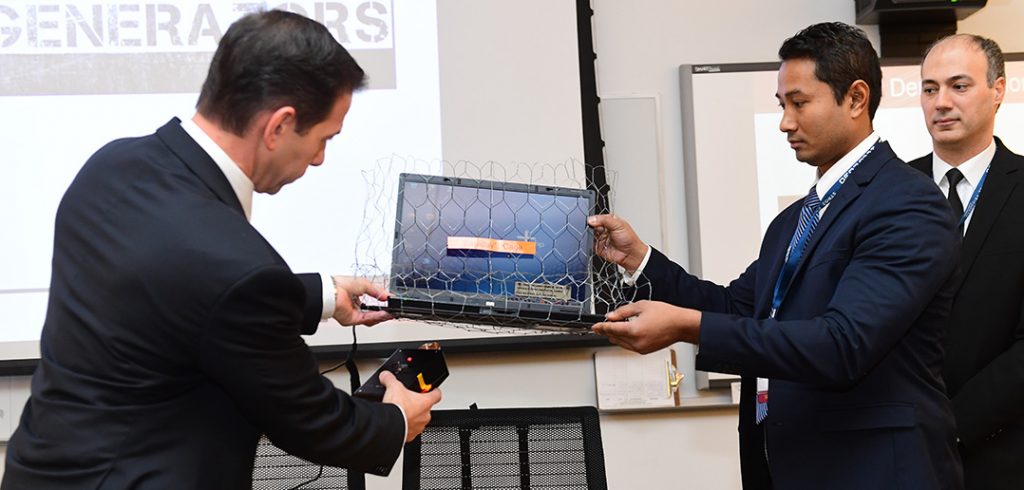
[931,139,995,235]
[813,132,879,217]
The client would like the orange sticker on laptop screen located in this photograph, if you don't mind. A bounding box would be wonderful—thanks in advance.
[447,236,536,256]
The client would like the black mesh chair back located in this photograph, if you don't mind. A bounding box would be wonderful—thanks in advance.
[251,435,351,489]
[403,406,607,490]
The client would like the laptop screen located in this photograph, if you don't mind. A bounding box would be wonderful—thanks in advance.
[390,174,595,309]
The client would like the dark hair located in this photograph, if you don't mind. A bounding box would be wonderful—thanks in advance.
[778,22,882,120]
[196,10,366,136]
[923,34,1005,88]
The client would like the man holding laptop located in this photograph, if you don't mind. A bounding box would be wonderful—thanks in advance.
[589,22,963,489]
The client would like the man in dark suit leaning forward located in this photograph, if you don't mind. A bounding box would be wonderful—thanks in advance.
[589,23,963,489]
[2,10,441,490]
[908,34,1024,490]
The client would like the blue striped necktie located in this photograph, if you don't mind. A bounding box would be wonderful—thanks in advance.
[756,184,822,424]
[787,185,823,263]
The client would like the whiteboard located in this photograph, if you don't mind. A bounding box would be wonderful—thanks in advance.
[680,55,1024,284]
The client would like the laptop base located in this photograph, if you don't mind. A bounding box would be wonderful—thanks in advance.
[366,297,606,332]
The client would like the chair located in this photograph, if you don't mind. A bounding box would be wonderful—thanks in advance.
[251,435,351,490]
[403,406,608,490]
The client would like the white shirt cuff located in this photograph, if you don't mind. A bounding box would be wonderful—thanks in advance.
[320,273,336,321]
[619,246,653,286]
[393,403,409,445]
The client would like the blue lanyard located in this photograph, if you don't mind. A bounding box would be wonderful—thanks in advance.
[769,143,876,317]
[958,165,989,229]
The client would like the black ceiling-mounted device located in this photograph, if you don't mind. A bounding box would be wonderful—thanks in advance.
[855,0,989,58]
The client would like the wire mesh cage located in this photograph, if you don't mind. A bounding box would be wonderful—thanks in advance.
[403,406,607,490]
[354,156,648,334]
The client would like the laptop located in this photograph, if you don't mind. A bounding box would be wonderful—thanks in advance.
[369,172,607,331]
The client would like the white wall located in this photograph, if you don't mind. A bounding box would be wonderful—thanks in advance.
[5,2,1024,489]
[960,0,1024,51]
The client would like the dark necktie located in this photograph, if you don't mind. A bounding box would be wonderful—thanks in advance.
[946,168,965,233]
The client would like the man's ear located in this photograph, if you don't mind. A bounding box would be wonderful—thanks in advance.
[261,106,297,150]
[993,76,1006,111]
[848,80,870,119]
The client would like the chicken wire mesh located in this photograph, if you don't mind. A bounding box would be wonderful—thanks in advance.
[352,156,647,335]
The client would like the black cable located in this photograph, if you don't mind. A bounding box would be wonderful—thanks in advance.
[286,326,360,490]
[285,464,323,490]
[321,323,357,376]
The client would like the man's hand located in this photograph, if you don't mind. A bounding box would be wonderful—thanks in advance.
[332,276,392,326]
[592,301,701,354]
[587,214,648,273]
[380,370,442,442]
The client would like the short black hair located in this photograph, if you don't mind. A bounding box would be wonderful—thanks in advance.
[778,22,882,120]
[196,10,366,136]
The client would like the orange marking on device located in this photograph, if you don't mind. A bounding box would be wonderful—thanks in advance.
[417,373,433,392]
[447,236,536,256]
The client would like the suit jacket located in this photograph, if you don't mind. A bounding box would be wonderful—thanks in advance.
[2,119,405,489]
[638,141,963,489]
[908,138,1024,490]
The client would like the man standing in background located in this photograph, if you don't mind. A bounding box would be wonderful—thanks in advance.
[590,22,963,489]
[909,34,1024,490]
[3,10,440,489]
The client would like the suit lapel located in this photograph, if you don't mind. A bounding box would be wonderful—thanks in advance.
[956,142,1020,287]
[780,141,893,293]
[751,143,892,316]
[155,118,246,217]
[908,155,932,178]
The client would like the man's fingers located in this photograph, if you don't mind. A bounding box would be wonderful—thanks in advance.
[336,276,366,295]
[356,310,392,326]
[593,327,632,351]
[336,307,391,327]
[592,320,628,337]
[426,388,442,403]
[332,276,392,325]
[587,214,617,230]
[606,302,642,321]
[335,276,389,300]
[362,283,390,301]
[379,370,401,388]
